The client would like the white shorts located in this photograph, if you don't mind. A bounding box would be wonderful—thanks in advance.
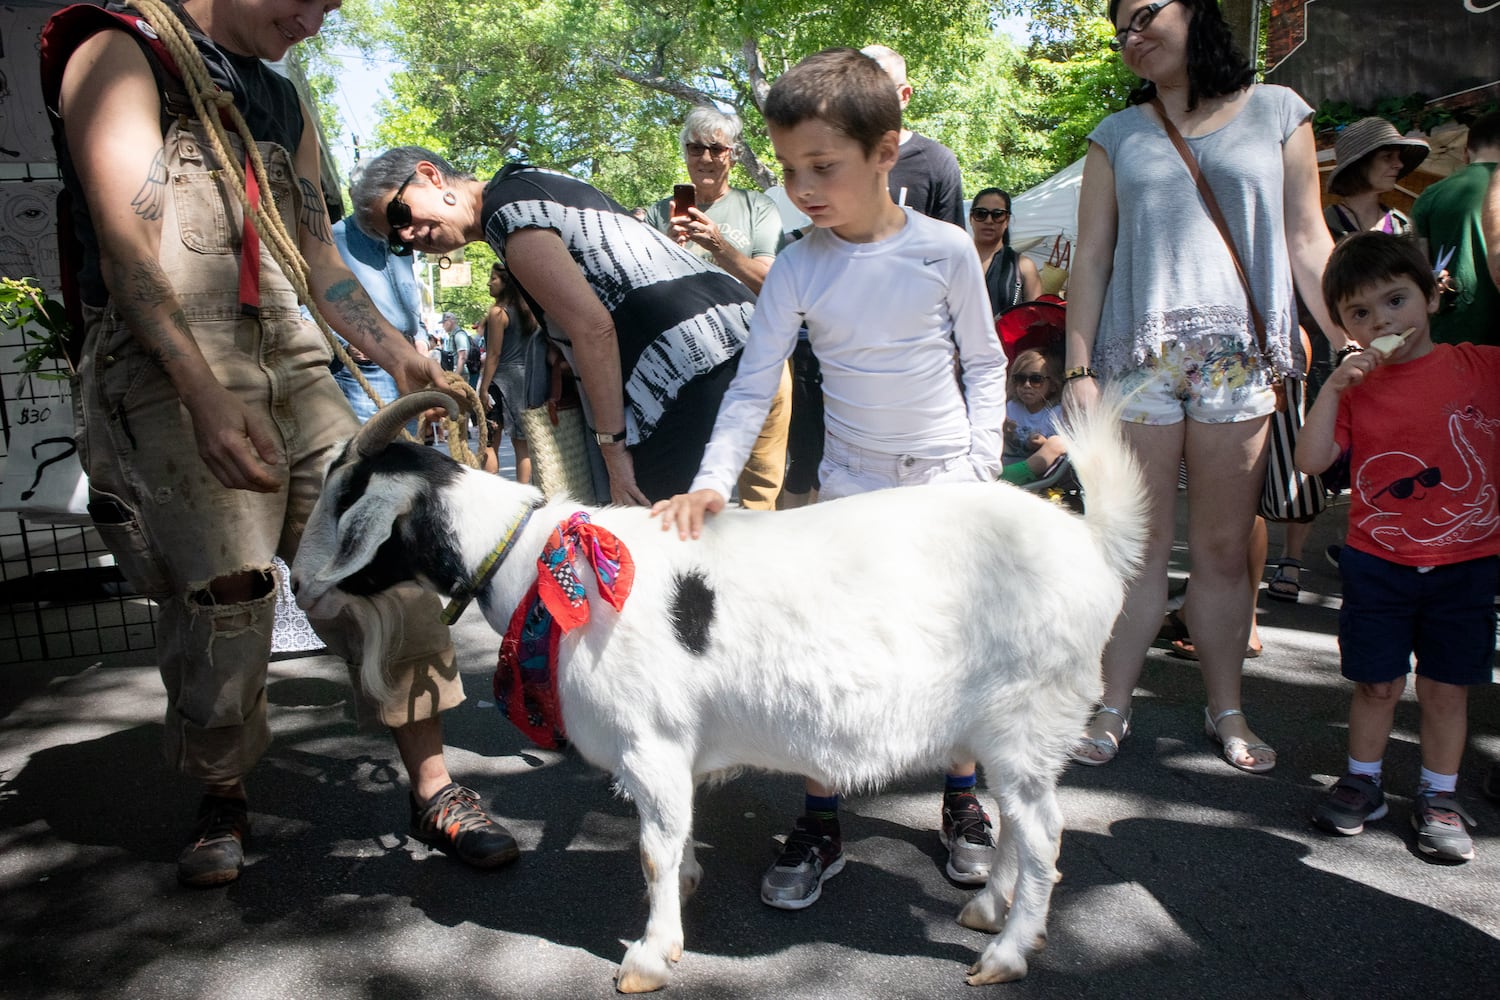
[1116,336,1277,425]
[818,435,981,501]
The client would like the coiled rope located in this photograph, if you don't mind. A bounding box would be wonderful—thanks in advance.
[132,0,486,466]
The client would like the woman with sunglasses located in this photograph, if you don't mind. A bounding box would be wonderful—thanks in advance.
[352,146,756,505]
[970,188,1042,318]
[1064,0,1345,773]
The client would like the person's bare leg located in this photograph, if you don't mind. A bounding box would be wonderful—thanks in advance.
[1183,415,1273,766]
[1079,421,1186,754]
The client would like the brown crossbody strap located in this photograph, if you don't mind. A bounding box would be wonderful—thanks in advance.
[1149,97,1269,357]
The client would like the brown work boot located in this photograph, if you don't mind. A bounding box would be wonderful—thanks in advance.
[177,794,249,887]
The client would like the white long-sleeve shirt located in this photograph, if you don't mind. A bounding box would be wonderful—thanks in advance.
[692,208,1008,498]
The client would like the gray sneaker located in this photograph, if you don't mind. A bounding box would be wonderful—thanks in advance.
[941,792,995,884]
[1413,788,1476,862]
[1312,774,1388,836]
[760,816,844,910]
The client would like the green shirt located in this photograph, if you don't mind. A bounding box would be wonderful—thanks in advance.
[646,187,782,267]
[1412,162,1499,347]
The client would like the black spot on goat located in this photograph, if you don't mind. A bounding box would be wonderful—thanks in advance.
[669,571,715,655]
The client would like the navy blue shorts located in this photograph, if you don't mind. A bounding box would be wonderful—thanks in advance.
[1338,546,1497,686]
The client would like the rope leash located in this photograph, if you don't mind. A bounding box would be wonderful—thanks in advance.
[131,0,486,466]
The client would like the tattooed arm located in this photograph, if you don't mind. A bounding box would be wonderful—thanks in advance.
[291,109,447,397]
[59,30,284,491]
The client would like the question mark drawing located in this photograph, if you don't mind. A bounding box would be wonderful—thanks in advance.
[21,437,78,501]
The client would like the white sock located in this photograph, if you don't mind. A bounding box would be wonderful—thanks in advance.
[1348,757,1383,784]
[1418,767,1457,795]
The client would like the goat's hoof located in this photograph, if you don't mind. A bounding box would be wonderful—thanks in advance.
[617,940,675,994]
[965,955,1028,985]
[957,894,1005,934]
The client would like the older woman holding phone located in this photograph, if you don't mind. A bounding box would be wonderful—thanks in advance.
[351,147,756,505]
[644,107,793,509]
[1063,0,1345,773]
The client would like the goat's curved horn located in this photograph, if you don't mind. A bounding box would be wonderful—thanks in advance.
[351,390,459,458]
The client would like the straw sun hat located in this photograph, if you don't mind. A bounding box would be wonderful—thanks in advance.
[1326,117,1430,191]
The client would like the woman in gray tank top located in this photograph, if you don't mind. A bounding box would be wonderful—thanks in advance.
[1063,0,1349,775]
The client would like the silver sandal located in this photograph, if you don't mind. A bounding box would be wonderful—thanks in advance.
[1068,705,1131,766]
[1204,707,1276,773]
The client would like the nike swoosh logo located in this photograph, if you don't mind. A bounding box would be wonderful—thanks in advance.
[923,257,946,266]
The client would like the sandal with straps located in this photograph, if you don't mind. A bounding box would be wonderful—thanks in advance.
[1266,558,1303,603]
[1204,708,1276,774]
[1068,705,1131,767]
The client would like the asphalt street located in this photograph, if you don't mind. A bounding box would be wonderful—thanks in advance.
[2,486,1498,1000]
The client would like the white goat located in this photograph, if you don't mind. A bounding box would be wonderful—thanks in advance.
[291,390,1147,992]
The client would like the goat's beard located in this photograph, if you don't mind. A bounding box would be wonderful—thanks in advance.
[343,587,414,707]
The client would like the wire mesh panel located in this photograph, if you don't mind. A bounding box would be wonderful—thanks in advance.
[0,332,159,663]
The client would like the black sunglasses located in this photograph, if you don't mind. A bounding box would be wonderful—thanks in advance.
[970,208,1010,222]
[1012,372,1050,386]
[1373,465,1441,501]
[386,171,417,256]
[685,142,733,158]
[1110,0,1177,51]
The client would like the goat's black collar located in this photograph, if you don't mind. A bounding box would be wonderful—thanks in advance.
[441,499,544,625]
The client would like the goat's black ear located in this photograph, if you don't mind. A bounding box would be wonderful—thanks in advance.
[313,488,416,587]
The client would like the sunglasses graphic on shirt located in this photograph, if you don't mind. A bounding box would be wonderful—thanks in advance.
[1372,465,1441,501]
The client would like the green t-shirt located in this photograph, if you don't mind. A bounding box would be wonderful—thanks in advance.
[645,187,782,266]
[1412,162,1499,347]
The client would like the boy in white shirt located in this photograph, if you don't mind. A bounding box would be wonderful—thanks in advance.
[654,47,1008,910]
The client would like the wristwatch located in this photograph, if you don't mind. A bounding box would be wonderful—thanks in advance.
[593,428,627,446]
[1063,365,1099,382]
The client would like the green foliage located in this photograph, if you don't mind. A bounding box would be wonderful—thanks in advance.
[1020,19,1137,171]
[308,1,1137,212]
[0,278,74,381]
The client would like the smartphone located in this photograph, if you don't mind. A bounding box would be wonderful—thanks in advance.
[673,183,696,216]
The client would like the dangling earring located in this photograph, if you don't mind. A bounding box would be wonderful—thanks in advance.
[443,191,457,206]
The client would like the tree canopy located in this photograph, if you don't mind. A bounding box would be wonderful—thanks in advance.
[310,1,1134,312]
[319,1,1132,206]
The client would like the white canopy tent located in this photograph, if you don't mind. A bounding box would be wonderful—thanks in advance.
[1007,156,1083,273]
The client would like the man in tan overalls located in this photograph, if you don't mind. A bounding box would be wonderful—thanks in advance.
[43,0,518,886]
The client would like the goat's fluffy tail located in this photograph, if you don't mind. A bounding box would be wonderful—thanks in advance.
[1059,386,1150,585]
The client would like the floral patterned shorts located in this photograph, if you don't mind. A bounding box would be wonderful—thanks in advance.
[1116,337,1278,425]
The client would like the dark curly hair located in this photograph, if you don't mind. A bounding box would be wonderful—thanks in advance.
[1108,0,1255,111]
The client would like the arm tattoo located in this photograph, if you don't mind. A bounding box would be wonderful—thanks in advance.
[324,278,386,347]
[120,260,190,370]
[298,177,334,246]
[130,148,168,221]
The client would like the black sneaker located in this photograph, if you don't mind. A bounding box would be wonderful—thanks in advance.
[410,783,520,869]
[178,794,249,887]
[1312,774,1387,836]
[941,792,995,885]
[760,815,844,910]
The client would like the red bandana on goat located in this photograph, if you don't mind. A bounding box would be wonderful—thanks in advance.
[495,511,635,748]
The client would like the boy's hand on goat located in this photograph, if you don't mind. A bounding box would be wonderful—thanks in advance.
[650,489,726,539]
[602,443,652,506]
